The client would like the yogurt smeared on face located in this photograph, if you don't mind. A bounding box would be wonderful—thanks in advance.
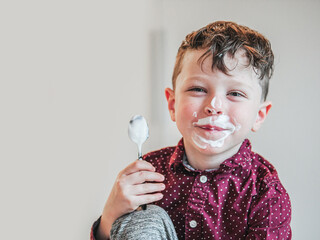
[192,115,240,149]
[192,112,198,118]
[210,97,222,110]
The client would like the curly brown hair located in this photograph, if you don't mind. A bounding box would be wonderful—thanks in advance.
[172,21,274,101]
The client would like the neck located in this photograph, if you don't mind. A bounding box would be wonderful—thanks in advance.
[184,141,242,171]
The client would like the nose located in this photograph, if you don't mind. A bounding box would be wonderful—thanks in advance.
[205,106,222,115]
[205,97,223,115]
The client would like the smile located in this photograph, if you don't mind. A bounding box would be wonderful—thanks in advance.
[191,115,240,149]
[194,124,229,132]
[192,116,236,132]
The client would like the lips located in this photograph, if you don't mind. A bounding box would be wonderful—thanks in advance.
[194,124,226,131]
[192,116,237,133]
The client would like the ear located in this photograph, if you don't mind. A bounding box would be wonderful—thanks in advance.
[251,101,272,132]
[165,88,176,122]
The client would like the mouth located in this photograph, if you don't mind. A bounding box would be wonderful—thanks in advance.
[192,115,238,135]
[194,124,227,131]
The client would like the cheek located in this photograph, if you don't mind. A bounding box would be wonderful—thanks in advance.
[229,106,258,130]
[177,99,200,117]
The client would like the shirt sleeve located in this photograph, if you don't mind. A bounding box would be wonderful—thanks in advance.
[90,216,102,240]
[246,176,292,239]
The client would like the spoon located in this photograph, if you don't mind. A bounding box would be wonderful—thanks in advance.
[128,115,149,210]
[128,115,149,160]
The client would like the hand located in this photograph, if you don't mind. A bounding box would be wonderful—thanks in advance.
[96,160,165,240]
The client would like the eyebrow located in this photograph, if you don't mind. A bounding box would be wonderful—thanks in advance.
[183,76,210,83]
[227,78,255,91]
[183,75,256,90]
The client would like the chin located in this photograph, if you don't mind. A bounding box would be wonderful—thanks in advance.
[192,137,243,157]
[192,142,225,155]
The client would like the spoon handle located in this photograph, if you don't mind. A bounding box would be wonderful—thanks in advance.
[138,155,147,210]
[141,204,147,210]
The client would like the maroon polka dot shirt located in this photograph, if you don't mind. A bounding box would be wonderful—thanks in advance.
[90,139,291,240]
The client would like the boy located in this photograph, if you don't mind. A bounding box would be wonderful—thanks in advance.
[91,21,291,239]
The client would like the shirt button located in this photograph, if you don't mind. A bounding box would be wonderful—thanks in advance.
[189,220,197,228]
[200,175,207,183]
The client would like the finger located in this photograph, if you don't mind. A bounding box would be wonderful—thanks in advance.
[134,192,164,206]
[126,170,165,185]
[130,182,166,196]
[121,160,155,176]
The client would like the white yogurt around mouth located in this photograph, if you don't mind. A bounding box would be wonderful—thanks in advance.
[194,115,235,130]
[191,115,241,149]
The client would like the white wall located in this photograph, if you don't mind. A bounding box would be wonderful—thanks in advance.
[1,1,152,239]
[1,0,319,239]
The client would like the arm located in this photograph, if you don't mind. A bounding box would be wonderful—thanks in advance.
[246,178,292,239]
[92,160,165,240]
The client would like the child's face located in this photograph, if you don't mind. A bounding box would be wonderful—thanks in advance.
[165,49,271,158]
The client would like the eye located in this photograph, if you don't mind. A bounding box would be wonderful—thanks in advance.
[227,91,246,98]
[188,87,207,93]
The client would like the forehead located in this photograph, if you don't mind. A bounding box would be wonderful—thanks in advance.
[178,49,260,87]
[182,48,252,73]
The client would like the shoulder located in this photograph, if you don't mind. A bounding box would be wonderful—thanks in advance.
[143,145,176,169]
[250,151,287,196]
[144,146,176,161]
[251,152,277,180]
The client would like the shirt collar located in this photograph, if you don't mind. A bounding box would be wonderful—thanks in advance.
[169,139,186,172]
[220,139,252,170]
[169,138,253,172]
